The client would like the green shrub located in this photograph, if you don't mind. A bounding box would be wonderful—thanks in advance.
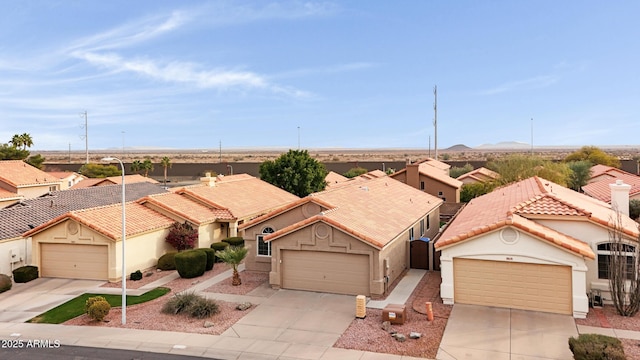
[157,252,177,271]
[162,291,199,315]
[12,265,38,283]
[196,248,215,271]
[568,333,626,360]
[161,291,218,319]
[0,274,12,293]
[222,237,245,247]
[210,242,230,262]
[87,300,111,321]
[85,296,108,312]
[174,250,206,279]
[187,296,219,319]
[130,270,143,281]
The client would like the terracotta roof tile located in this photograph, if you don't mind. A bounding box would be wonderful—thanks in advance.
[0,160,61,187]
[24,201,175,240]
[138,192,235,224]
[239,197,333,230]
[0,182,167,241]
[325,171,349,186]
[71,174,158,189]
[436,176,638,257]
[583,169,640,203]
[265,176,443,249]
[456,167,500,183]
[175,174,299,219]
[0,188,22,200]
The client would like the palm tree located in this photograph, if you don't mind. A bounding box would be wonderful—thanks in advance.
[142,158,154,177]
[10,134,22,149]
[161,156,171,186]
[19,133,33,150]
[214,246,248,286]
[130,160,142,174]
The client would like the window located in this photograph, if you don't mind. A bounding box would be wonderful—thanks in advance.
[420,181,425,190]
[257,227,275,257]
[426,214,430,230]
[409,228,414,241]
[438,191,443,197]
[49,185,57,192]
[420,220,424,236]
[597,243,636,279]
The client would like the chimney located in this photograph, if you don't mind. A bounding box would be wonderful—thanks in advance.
[200,172,216,187]
[610,179,631,216]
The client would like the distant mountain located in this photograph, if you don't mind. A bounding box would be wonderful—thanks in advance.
[444,144,473,151]
[475,141,530,150]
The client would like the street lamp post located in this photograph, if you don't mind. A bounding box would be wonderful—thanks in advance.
[101,156,126,324]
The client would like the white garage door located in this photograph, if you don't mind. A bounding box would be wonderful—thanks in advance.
[454,258,572,315]
[41,243,108,280]
[281,250,369,296]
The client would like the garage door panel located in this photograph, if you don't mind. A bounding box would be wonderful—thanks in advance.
[454,258,572,315]
[41,243,108,280]
[281,250,369,296]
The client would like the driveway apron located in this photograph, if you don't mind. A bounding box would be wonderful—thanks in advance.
[437,304,577,360]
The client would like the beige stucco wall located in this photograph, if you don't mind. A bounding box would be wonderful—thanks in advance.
[243,202,328,272]
[30,219,172,282]
[438,226,590,318]
[419,174,459,203]
[16,184,61,199]
[0,237,31,275]
[268,223,380,294]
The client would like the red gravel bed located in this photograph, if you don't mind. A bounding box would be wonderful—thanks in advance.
[99,268,177,289]
[65,266,259,335]
[575,305,640,359]
[204,271,268,295]
[334,271,450,358]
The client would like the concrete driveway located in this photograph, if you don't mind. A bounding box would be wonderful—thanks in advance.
[437,304,578,360]
[0,278,104,323]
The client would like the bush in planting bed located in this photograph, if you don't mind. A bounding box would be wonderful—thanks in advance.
[210,242,230,262]
[196,248,215,271]
[157,252,177,271]
[12,265,38,283]
[0,274,12,293]
[174,250,206,279]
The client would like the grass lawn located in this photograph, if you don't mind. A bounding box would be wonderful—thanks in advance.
[28,287,170,324]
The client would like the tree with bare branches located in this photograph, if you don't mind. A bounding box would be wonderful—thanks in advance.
[608,211,640,316]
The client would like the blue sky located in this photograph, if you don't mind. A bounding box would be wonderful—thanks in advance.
[1,1,639,151]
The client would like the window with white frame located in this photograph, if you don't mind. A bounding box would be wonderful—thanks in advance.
[597,242,636,279]
[257,226,275,257]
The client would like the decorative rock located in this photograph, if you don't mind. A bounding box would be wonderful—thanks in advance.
[392,333,406,342]
[236,302,252,311]
[204,321,215,328]
[410,332,422,339]
[157,268,162,272]
[145,272,153,277]
[191,280,199,285]
[381,321,391,332]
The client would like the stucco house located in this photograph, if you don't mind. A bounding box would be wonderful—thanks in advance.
[46,171,86,190]
[435,176,639,318]
[240,175,443,297]
[24,202,176,281]
[0,160,62,205]
[0,182,167,276]
[391,158,462,203]
[456,167,500,185]
[583,165,640,204]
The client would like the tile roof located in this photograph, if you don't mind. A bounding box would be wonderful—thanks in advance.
[71,174,158,189]
[418,158,451,170]
[239,197,335,230]
[174,174,299,219]
[0,160,62,187]
[138,192,235,224]
[265,175,443,249]
[436,176,640,258]
[456,167,500,183]
[589,164,621,178]
[582,167,640,203]
[391,162,462,189]
[0,188,22,201]
[325,171,349,186]
[24,202,175,241]
[0,182,167,241]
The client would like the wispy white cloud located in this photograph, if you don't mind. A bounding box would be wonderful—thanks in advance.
[479,75,558,95]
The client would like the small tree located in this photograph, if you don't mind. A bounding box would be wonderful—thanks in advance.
[449,163,474,179]
[130,160,142,175]
[165,222,198,251]
[565,146,621,168]
[487,154,571,186]
[161,156,172,185]
[460,181,497,203]
[630,199,640,221]
[566,160,592,192]
[608,211,640,316]
[343,167,368,178]
[259,149,327,197]
[215,246,248,286]
[78,163,121,178]
[142,158,154,177]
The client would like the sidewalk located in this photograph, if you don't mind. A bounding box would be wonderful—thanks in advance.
[0,268,428,360]
[577,325,640,341]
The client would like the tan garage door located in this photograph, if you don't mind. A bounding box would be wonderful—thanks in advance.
[281,250,369,296]
[454,258,572,315]
[41,243,108,280]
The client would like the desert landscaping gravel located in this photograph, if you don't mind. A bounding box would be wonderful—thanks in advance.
[576,306,640,358]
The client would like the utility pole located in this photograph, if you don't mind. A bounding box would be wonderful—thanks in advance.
[428,135,431,158]
[433,85,438,160]
[530,118,534,155]
[80,111,88,164]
